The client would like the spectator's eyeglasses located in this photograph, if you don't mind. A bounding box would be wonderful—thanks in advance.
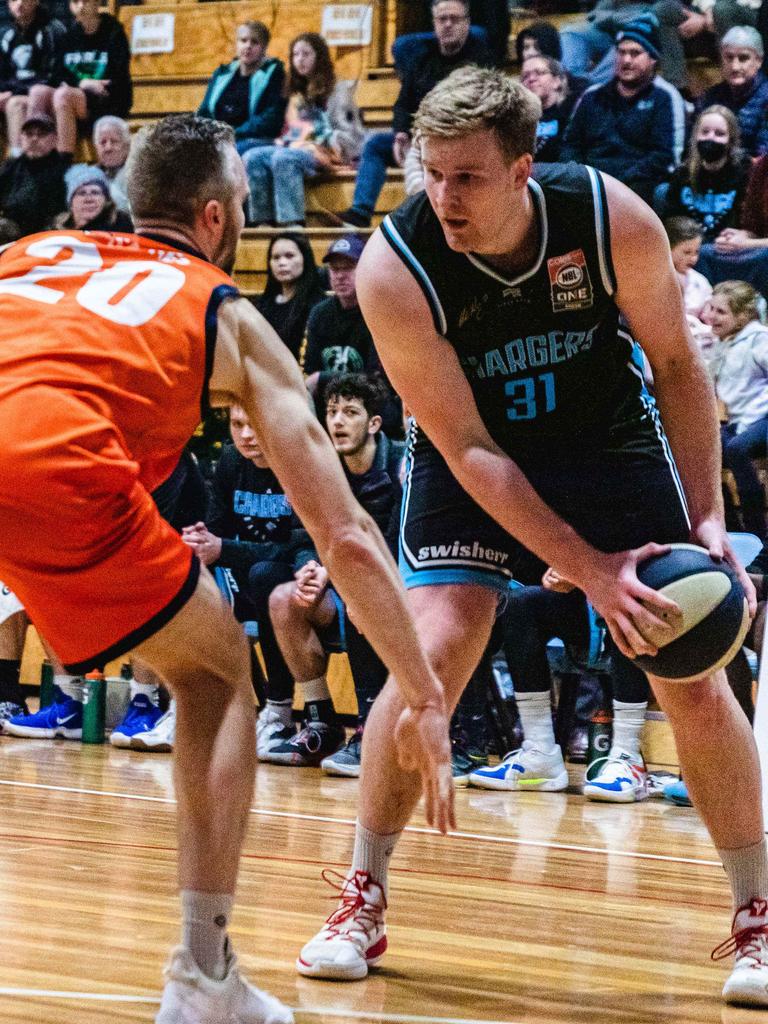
[433,14,469,24]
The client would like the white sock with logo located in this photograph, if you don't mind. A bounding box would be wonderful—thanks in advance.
[609,700,646,761]
[351,821,400,900]
[516,690,556,751]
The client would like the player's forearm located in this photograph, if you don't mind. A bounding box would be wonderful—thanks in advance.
[653,350,724,528]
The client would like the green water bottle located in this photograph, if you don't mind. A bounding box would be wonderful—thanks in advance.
[39,658,55,708]
[587,705,613,766]
[81,669,106,744]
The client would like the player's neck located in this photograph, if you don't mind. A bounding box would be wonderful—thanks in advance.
[135,224,209,261]
[475,188,538,278]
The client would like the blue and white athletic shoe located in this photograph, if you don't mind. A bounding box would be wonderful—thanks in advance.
[583,752,649,803]
[663,778,692,807]
[468,741,569,791]
[110,693,163,748]
[2,687,82,739]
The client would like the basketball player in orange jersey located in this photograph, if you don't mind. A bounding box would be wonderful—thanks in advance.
[0,114,454,1024]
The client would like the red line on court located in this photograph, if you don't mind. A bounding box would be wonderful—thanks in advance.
[0,832,728,912]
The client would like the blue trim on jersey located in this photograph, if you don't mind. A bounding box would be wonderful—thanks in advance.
[399,563,511,593]
[586,167,616,296]
[465,179,548,287]
[203,283,240,416]
[380,216,448,335]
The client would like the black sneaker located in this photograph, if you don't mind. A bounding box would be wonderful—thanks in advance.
[266,720,346,766]
[321,725,363,777]
[451,739,489,788]
[339,208,372,228]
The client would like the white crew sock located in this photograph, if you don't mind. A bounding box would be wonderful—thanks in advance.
[351,820,401,899]
[719,839,768,911]
[55,674,85,702]
[301,676,331,703]
[265,698,293,726]
[609,700,646,761]
[516,690,556,751]
[130,679,159,704]
[181,890,233,981]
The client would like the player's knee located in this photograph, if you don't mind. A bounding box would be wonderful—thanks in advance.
[268,581,295,623]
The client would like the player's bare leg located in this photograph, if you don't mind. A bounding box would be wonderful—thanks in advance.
[651,670,768,1006]
[135,567,293,1023]
[297,582,496,980]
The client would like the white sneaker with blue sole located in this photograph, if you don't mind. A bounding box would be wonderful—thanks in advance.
[468,740,569,791]
[583,751,649,803]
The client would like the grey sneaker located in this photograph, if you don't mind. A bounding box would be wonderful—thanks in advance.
[321,726,363,776]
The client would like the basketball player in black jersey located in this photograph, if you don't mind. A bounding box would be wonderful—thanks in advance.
[297,66,768,1008]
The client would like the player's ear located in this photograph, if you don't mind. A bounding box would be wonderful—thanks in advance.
[511,153,533,189]
[201,197,224,232]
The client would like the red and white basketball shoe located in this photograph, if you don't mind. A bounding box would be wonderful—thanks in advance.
[297,869,387,980]
[714,898,768,1006]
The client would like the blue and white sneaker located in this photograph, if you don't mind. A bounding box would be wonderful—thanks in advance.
[2,687,82,739]
[583,752,649,803]
[468,740,569,791]
[110,693,163,748]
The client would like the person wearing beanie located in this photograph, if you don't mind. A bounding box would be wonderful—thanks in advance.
[53,161,133,231]
[561,13,681,206]
[698,26,768,157]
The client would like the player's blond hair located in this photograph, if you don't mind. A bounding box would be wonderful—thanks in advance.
[413,65,541,164]
[126,114,238,228]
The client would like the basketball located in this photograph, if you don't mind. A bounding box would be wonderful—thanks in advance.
[632,544,750,680]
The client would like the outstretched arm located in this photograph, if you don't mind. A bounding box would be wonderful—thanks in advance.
[209,297,455,831]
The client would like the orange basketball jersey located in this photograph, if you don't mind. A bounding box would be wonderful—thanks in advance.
[0,229,238,491]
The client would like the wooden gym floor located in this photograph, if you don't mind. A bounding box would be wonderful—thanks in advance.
[0,734,756,1024]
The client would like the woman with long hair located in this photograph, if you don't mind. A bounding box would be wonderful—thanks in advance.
[661,104,751,242]
[243,33,365,227]
[705,279,768,538]
[255,232,326,361]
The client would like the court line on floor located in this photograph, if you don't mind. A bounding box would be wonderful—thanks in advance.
[0,778,721,868]
[0,988,520,1023]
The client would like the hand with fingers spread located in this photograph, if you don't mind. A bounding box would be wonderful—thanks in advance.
[394,698,455,836]
[579,542,683,660]
[693,518,757,617]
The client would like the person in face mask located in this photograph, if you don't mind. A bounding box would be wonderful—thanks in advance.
[660,104,751,243]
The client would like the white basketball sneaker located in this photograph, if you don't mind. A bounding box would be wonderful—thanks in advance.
[296,870,387,980]
[467,740,569,791]
[256,704,296,761]
[156,947,293,1023]
[716,898,768,1007]
[583,752,649,803]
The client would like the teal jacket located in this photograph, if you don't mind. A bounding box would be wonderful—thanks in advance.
[198,57,286,141]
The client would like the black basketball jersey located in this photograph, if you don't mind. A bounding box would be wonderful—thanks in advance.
[382,163,650,458]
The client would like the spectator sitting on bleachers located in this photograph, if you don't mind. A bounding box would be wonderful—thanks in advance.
[197,20,286,158]
[521,55,571,163]
[0,0,65,156]
[706,279,768,539]
[303,234,402,436]
[403,0,510,66]
[90,114,130,212]
[560,14,679,206]
[697,26,768,157]
[664,214,717,351]
[659,104,750,241]
[53,163,132,231]
[254,232,326,362]
[516,20,588,110]
[0,111,65,236]
[243,32,364,228]
[181,404,315,763]
[695,150,768,298]
[335,0,494,229]
[267,373,404,772]
[26,0,132,159]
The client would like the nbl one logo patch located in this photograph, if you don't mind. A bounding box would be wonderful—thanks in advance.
[548,249,594,313]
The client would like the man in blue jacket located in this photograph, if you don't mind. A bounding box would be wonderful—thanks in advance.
[698,26,768,158]
[560,13,677,206]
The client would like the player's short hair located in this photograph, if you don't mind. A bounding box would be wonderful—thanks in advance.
[324,373,387,418]
[663,216,703,248]
[413,65,541,164]
[126,114,237,228]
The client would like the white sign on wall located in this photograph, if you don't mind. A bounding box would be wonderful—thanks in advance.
[131,13,176,55]
[321,4,373,46]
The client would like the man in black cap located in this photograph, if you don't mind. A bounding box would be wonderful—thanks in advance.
[303,234,402,436]
[0,111,67,236]
[560,13,679,206]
